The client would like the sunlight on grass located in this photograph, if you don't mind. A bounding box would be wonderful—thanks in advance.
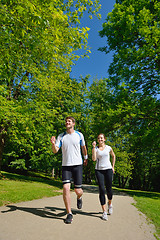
[0,171,63,206]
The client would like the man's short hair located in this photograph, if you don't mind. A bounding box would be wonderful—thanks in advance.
[65,116,76,123]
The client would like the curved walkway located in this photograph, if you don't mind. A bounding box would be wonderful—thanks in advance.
[0,185,156,240]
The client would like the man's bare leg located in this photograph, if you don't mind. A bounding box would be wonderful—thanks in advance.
[74,188,83,199]
[63,183,71,214]
[75,188,83,209]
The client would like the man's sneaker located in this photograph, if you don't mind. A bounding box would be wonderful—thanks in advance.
[77,197,82,209]
[108,203,113,215]
[64,214,73,224]
[102,211,108,221]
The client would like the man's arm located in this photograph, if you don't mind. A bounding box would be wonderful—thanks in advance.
[50,136,59,154]
[81,145,88,166]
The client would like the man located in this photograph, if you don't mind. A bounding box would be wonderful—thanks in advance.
[51,116,88,224]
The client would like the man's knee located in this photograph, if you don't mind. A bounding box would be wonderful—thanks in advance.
[74,187,83,196]
[63,183,70,194]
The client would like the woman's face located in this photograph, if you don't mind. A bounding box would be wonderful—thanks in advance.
[98,134,106,144]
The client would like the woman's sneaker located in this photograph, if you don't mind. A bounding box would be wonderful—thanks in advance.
[108,203,113,215]
[64,214,73,224]
[102,211,108,221]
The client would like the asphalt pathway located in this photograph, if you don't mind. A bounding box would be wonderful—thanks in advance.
[0,185,156,240]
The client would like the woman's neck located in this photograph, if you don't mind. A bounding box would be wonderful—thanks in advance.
[99,143,105,148]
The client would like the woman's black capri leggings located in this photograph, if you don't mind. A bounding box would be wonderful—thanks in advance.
[95,169,113,206]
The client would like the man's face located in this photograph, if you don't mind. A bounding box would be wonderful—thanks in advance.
[65,118,75,130]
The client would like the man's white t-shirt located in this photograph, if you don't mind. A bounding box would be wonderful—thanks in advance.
[55,131,85,166]
[95,145,112,170]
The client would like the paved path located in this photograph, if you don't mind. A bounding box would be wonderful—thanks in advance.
[0,185,156,240]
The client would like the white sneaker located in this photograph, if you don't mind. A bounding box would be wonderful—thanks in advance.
[102,211,108,221]
[108,203,113,215]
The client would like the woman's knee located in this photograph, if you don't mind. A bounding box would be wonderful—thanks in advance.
[106,189,113,200]
[99,185,106,195]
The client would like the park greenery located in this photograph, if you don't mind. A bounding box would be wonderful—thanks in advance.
[0,0,160,192]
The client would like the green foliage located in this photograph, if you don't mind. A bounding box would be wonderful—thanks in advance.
[1,0,159,193]
[88,73,160,190]
[9,159,27,171]
[96,0,160,191]
[0,0,100,174]
[99,0,160,96]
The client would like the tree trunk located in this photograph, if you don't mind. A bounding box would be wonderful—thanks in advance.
[0,133,5,171]
[52,168,54,177]
[118,176,121,188]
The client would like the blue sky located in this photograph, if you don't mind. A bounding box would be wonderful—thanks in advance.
[70,0,116,84]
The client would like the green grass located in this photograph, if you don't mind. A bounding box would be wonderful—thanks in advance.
[0,171,63,206]
[114,187,160,239]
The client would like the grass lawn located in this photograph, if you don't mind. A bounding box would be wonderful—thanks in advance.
[114,187,160,239]
[0,171,63,206]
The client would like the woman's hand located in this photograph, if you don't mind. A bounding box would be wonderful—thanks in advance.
[92,141,96,148]
[92,141,97,161]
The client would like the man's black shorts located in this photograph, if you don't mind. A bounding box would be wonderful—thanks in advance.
[62,164,83,189]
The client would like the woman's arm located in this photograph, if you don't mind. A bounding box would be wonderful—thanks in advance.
[110,148,116,173]
[92,141,97,161]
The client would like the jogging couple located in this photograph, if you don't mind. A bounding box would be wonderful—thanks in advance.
[51,116,116,224]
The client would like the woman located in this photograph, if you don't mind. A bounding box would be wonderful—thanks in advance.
[92,133,116,221]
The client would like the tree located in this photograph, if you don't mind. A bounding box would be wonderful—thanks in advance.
[99,0,160,96]
[128,96,160,191]
[88,76,160,190]
[98,0,160,190]
[0,0,101,172]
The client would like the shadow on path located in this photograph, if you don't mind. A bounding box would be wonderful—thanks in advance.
[1,205,65,221]
[82,184,126,196]
[1,205,101,222]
